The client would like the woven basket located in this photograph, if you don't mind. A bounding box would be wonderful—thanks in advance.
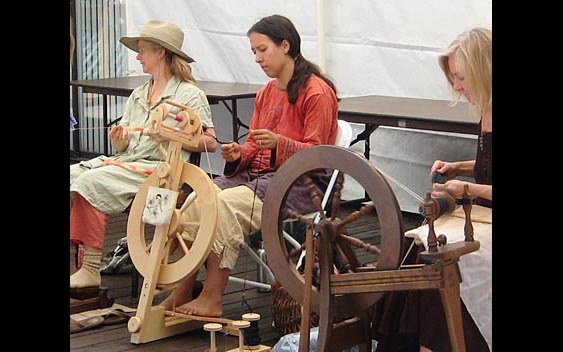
[270,281,319,337]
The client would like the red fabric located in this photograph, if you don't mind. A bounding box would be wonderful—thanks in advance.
[70,193,108,249]
[76,244,84,269]
[230,75,338,175]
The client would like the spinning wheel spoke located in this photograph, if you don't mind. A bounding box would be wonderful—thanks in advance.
[338,232,381,255]
[284,209,316,228]
[181,220,200,227]
[142,241,153,255]
[302,175,326,220]
[179,193,197,214]
[337,203,375,228]
[162,239,173,264]
[330,172,344,221]
[174,231,190,254]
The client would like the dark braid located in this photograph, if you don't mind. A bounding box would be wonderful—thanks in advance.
[248,14,338,104]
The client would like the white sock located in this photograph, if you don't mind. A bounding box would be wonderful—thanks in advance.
[70,246,102,288]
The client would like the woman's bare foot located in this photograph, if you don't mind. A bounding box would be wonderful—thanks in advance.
[159,292,192,311]
[175,291,223,318]
[158,278,196,311]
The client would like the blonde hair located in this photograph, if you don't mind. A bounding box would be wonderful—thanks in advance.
[168,52,196,84]
[147,42,196,85]
[439,27,492,116]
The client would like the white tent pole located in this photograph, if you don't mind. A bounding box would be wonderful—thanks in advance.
[316,0,326,72]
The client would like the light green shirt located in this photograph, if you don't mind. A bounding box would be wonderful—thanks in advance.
[70,75,214,214]
[117,75,214,162]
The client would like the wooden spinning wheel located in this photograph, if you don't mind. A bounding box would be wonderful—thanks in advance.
[127,164,217,285]
[262,145,404,317]
[125,100,219,344]
[262,145,477,352]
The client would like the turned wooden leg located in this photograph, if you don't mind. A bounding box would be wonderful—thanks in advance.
[204,323,222,352]
[439,263,466,352]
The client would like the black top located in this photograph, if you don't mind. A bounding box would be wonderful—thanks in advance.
[474,130,492,208]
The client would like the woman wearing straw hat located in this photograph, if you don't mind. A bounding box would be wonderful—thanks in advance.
[69,19,217,289]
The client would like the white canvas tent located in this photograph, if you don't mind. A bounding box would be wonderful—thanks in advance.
[120,0,492,213]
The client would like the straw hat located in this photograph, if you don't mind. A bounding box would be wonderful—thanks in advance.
[120,19,195,63]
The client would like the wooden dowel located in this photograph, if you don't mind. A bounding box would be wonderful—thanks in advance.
[164,99,189,110]
[299,226,315,352]
[339,233,381,255]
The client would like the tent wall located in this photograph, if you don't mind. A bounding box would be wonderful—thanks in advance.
[125,0,491,100]
[113,1,492,213]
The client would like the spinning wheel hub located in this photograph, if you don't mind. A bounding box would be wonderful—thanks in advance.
[315,218,339,241]
[166,209,183,236]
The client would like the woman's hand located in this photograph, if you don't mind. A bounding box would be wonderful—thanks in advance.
[432,179,468,199]
[249,129,280,150]
[430,160,458,180]
[221,142,242,162]
[108,125,129,153]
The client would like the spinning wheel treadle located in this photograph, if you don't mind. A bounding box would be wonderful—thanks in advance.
[261,145,405,316]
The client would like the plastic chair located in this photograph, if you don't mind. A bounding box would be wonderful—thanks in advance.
[231,120,354,291]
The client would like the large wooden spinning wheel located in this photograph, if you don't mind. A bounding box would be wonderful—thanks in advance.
[127,161,218,285]
[125,101,219,344]
[261,145,405,317]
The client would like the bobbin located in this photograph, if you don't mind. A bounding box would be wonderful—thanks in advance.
[242,313,261,349]
[204,322,223,352]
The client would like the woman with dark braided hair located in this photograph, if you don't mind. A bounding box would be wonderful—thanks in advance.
[159,14,339,317]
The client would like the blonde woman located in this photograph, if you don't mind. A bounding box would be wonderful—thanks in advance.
[70,20,217,289]
[374,28,492,352]
[432,27,492,208]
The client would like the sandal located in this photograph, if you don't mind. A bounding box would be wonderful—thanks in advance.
[102,308,134,326]
[70,316,105,334]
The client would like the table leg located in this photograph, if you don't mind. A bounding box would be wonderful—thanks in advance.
[221,99,249,143]
[349,123,378,160]
[231,98,239,141]
[103,95,109,156]
[341,123,379,206]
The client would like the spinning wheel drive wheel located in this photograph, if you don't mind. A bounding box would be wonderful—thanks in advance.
[127,161,218,285]
[262,145,405,316]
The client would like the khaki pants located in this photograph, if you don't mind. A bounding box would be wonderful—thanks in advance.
[182,184,263,270]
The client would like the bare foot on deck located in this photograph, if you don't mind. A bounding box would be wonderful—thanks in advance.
[159,277,202,311]
[175,291,222,318]
[159,292,192,311]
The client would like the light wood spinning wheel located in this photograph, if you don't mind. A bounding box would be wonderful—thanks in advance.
[262,145,405,319]
[125,100,219,344]
[127,163,217,285]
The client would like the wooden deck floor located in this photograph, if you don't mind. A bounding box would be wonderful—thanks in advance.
[70,206,424,352]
